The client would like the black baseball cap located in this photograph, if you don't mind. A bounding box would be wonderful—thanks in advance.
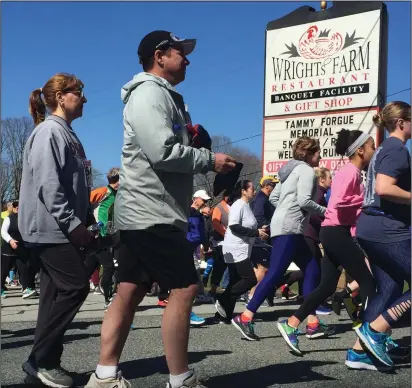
[137,30,196,61]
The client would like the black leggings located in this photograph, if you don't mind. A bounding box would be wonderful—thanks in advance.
[210,245,227,287]
[217,259,257,317]
[84,248,114,303]
[1,248,36,290]
[294,226,376,322]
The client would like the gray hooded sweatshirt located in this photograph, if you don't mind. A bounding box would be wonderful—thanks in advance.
[269,160,326,237]
[114,73,214,232]
[18,115,91,244]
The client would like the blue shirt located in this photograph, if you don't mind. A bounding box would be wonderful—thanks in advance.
[250,190,275,228]
[356,137,411,243]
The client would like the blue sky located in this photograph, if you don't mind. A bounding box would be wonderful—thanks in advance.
[1,1,410,176]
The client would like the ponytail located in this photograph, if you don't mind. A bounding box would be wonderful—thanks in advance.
[229,180,251,203]
[29,88,46,125]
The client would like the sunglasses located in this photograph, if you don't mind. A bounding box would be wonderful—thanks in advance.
[64,89,85,98]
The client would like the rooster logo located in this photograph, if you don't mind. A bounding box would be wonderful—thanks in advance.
[281,25,363,59]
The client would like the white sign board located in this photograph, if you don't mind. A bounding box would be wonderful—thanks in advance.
[263,109,378,175]
[264,9,381,117]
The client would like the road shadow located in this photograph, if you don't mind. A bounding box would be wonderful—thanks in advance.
[1,320,103,340]
[1,332,102,351]
[206,360,338,387]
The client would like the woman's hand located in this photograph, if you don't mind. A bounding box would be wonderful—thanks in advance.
[10,239,18,250]
[258,229,269,240]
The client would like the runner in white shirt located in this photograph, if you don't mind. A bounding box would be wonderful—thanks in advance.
[214,180,268,337]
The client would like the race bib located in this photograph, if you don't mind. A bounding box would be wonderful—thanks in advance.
[83,160,93,188]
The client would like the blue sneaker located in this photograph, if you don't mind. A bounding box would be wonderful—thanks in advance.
[316,305,332,315]
[277,319,303,355]
[355,323,393,367]
[345,349,392,371]
[1,289,6,299]
[190,312,205,326]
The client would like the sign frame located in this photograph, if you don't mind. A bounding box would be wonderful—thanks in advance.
[262,1,388,176]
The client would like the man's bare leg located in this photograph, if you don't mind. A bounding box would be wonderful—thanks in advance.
[162,284,198,375]
[99,282,148,366]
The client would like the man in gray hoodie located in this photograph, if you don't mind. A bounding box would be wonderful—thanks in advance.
[86,31,236,388]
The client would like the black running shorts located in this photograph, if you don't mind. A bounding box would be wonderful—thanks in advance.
[250,243,271,269]
[116,225,198,290]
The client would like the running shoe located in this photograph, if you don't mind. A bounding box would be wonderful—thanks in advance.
[245,295,269,308]
[386,336,411,361]
[1,289,6,298]
[345,349,392,371]
[6,279,20,289]
[130,323,137,330]
[85,371,131,388]
[315,305,332,315]
[306,321,335,339]
[104,301,112,311]
[158,299,168,308]
[23,360,73,388]
[238,292,248,303]
[214,300,227,319]
[213,312,231,325]
[165,371,206,388]
[190,312,206,326]
[277,319,302,355]
[331,292,347,316]
[280,285,298,300]
[94,287,102,295]
[355,323,393,367]
[22,288,37,299]
[231,315,259,341]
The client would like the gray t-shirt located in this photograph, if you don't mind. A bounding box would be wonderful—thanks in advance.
[222,199,257,263]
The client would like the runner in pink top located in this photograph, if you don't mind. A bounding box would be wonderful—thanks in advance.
[322,162,365,236]
[276,128,377,365]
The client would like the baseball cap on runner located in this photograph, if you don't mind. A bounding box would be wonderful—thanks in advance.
[260,175,279,187]
[137,30,196,61]
[193,190,211,201]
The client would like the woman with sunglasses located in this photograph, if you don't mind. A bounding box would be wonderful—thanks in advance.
[19,73,96,388]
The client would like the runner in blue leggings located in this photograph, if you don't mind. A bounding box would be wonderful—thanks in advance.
[231,136,326,341]
[355,101,411,370]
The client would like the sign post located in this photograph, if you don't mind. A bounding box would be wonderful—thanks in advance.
[262,1,388,176]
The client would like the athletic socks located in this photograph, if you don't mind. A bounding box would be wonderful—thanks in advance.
[95,365,118,379]
[240,313,252,323]
[169,370,193,388]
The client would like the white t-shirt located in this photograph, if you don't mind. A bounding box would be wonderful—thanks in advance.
[222,199,258,263]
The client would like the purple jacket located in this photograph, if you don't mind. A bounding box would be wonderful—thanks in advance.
[304,185,327,242]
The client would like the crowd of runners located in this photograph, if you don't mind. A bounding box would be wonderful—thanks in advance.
[1,29,410,388]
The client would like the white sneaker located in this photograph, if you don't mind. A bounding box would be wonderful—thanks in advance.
[214,300,227,318]
[166,372,206,388]
[22,288,37,299]
[85,371,131,388]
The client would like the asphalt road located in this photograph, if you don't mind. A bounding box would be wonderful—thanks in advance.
[1,290,410,388]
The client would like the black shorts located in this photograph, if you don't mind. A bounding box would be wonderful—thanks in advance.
[116,225,198,290]
[250,242,271,269]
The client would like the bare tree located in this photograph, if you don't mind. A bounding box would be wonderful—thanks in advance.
[193,135,262,199]
[92,167,107,189]
[0,161,12,204]
[1,117,34,200]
